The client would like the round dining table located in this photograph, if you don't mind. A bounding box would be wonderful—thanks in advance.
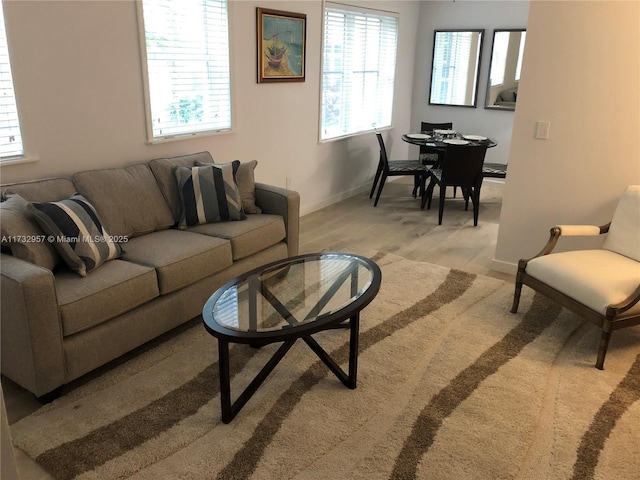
[402,132,497,151]
[402,132,497,171]
[403,131,504,180]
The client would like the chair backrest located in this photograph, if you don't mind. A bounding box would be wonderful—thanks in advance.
[420,122,453,155]
[421,121,453,133]
[602,185,640,261]
[440,144,488,187]
[375,133,391,172]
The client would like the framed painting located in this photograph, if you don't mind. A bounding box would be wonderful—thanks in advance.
[257,7,306,83]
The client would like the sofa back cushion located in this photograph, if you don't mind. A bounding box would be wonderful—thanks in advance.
[0,177,76,270]
[148,151,215,224]
[0,194,60,270]
[602,185,640,262]
[1,177,76,202]
[73,164,174,238]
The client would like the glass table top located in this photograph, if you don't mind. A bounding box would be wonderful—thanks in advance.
[204,253,378,335]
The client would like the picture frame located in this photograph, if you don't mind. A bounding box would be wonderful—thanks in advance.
[257,7,306,83]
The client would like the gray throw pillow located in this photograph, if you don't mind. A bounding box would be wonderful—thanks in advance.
[0,194,60,271]
[27,195,124,277]
[174,162,246,228]
[196,160,262,214]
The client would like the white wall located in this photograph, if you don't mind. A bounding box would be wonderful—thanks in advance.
[494,0,640,271]
[4,0,635,273]
[0,0,421,216]
[411,1,530,166]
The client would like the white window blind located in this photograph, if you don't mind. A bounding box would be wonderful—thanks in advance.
[138,0,232,141]
[320,3,398,141]
[0,1,23,159]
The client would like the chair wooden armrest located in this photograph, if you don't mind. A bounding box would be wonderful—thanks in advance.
[555,223,610,236]
[519,222,612,268]
[608,283,640,317]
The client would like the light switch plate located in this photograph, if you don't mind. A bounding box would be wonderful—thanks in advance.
[536,121,550,139]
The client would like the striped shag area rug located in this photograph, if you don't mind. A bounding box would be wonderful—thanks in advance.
[10,252,640,480]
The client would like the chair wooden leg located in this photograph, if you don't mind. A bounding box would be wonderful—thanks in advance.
[596,328,612,370]
[422,178,435,210]
[373,174,387,207]
[510,281,523,313]
[369,163,383,199]
[420,173,427,199]
[472,187,480,226]
[438,184,446,224]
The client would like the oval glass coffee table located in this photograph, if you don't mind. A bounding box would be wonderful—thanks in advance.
[202,252,381,423]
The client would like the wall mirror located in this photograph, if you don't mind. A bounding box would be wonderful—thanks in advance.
[485,29,526,110]
[429,29,484,108]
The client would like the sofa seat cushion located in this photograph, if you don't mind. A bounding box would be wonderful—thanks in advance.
[121,229,233,294]
[73,164,175,239]
[56,259,159,336]
[526,249,640,316]
[187,214,285,261]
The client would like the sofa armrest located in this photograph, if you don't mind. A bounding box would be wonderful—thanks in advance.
[1,254,65,397]
[254,183,300,257]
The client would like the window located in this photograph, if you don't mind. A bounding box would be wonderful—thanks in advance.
[320,3,398,141]
[0,1,24,160]
[138,0,232,142]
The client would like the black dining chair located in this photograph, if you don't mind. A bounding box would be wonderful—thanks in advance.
[370,132,428,207]
[421,143,489,226]
[420,121,458,197]
[482,162,507,179]
[420,121,453,167]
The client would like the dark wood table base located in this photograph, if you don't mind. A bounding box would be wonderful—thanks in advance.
[217,316,360,424]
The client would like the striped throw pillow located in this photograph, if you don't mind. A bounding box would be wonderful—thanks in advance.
[27,195,124,276]
[175,162,246,228]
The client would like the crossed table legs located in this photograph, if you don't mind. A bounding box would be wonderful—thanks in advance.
[216,314,360,424]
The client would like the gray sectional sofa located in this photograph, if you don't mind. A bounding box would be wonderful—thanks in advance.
[0,152,300,399]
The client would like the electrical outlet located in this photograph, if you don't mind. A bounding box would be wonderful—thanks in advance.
[535,121,550,140]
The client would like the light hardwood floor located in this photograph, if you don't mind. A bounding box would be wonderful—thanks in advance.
[300,178,513,281]
[2,177,513,479]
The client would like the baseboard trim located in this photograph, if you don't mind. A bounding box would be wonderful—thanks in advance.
[491,258,518,275]
[300,183,371,217]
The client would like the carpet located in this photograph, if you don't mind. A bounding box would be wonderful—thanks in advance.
[10,252,640,480]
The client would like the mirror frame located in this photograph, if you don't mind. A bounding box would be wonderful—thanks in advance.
[484,29,526,111]
[428,29,484,108]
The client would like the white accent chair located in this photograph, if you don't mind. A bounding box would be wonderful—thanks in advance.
[511,185,640,369]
